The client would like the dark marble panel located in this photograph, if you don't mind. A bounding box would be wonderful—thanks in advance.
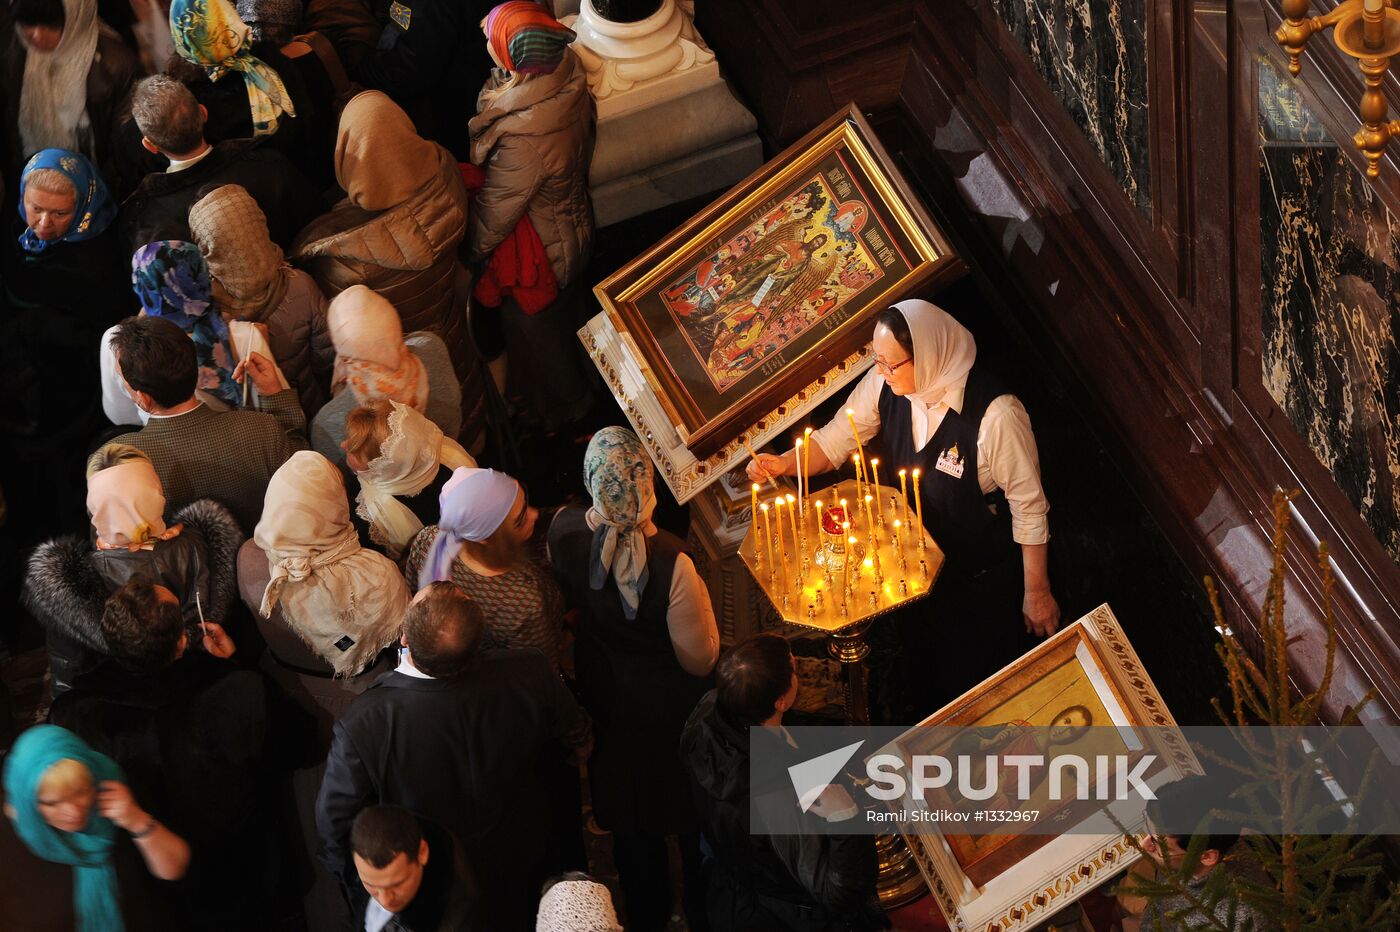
[991,0,1152,216]
[1258,59,1400,565]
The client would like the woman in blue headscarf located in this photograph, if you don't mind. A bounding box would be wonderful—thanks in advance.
[1,148,128,433]
[547,426,718,931]
[403,466,566,669]
[1,725,190,931]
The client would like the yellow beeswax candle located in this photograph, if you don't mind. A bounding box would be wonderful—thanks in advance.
[912,468,924,540]
[869,458,883,524]
[761,503,773,569]
[898,469,910,528]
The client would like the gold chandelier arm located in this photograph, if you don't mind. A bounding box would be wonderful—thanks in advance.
[1276,1,1359,75]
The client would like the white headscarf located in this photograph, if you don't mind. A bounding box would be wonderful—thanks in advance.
[354,401,476,560]
[254,451,410,676]
[535,879,623,932]
[893,299,977,452]
[17,0,99,158]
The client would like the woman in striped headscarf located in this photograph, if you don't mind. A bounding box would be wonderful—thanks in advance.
[465,1,597,434]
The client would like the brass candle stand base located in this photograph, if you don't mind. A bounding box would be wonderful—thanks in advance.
[823,617,925,910]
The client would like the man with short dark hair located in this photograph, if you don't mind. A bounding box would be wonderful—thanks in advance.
[681,633,883,931]
[100,577,229,674]
[317,583,593,931]
[90,315,308,532]
[118,75,322,251]
[349,805,483,931]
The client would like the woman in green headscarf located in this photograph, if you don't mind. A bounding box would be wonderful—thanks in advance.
[2,725,190,931]
[547,426,719,931]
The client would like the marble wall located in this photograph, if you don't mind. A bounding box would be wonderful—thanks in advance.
[991,0,1151,215]
[1258,58,1400,565]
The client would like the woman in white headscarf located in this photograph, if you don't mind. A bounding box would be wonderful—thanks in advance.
[252,450,410,676]
[748,300,1060,711]
[2,0,136,176]
[547,426,716,931]
[343,399,476,560]
[309,284,462,466]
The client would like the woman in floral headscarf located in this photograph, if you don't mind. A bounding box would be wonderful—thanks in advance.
[131,241,240,406]
[169,0,295,137]
[547,426,717,931]
[99,240,293,425]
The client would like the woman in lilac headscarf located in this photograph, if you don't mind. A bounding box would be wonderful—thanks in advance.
[403,466,565,669]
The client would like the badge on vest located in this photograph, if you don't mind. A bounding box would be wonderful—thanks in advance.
[389,1,411,30]
[935,442,965,478]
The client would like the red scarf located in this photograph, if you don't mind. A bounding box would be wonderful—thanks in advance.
[460,163,559,315]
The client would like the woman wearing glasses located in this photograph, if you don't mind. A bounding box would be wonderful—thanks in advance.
[747,299,1060,715]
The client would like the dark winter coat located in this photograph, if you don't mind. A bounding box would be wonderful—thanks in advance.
[117,139,324,255]
[680,692,884,932]
[23,498,243,694]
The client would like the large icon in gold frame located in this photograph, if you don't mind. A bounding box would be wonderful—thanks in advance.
[592,105,963,459]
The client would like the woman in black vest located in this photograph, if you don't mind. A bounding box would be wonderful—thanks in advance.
[549,426,719,932]
[748,300,1061,716]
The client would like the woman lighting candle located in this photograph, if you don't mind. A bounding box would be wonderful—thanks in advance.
[745,299,1060,713]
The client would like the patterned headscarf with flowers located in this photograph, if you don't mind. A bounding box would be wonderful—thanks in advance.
[131,241,241,407]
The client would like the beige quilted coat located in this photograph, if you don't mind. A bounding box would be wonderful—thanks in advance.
[466,49,595,287]
[291,91,484,447]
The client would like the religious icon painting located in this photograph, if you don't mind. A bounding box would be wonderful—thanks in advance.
[879,605,1200,932]
[592,106,963,459]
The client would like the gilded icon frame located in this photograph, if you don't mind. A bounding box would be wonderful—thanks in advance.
[592,105,962,459]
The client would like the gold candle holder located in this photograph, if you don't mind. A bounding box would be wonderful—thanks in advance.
[739,478,942,634]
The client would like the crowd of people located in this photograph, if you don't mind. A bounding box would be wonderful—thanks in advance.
[0,0,1260,927]
[0,0,739,927]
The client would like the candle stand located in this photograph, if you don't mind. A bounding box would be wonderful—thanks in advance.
[738,477,944,909]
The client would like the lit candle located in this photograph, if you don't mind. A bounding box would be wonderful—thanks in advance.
[794,437,804,518]
[840,497,850,536]
[750,482,760,544]
[760,503,774,570]
[842,523,852,596]
[893,519,906,569]
[870,458,883,526]
[774,498,789,592]
[852,453,865,504]
[864,493,881,577]
[898,469,910,528]
[912,467,924,548]
[785,493,801,568]
[803,426,813,510]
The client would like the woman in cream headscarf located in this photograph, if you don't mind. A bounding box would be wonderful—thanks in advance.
[251,451,409,677]
[548,427,716,930]
[189,183,333,417]
[748,300,1061,712]
[309,284,462,466]
[292,90,485,450]
[343,399,476,560]
[3,0,136,176]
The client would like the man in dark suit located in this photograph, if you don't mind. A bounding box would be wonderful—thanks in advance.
[90,315,308,533]
[348,805,483,932]
[117,74,323,252]
[316,583,593,932]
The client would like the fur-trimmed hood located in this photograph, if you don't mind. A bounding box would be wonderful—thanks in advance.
[24,498,245,655]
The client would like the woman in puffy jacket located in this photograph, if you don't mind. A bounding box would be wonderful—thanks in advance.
[465,1,596,433]
[292,90,486,450]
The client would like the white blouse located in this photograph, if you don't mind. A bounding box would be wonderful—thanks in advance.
[810,367,1050,546]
